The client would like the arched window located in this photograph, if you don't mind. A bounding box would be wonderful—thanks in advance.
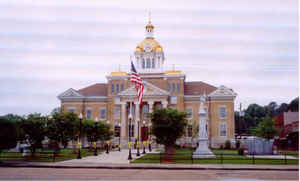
[146,58,151,68]
[142,59,145,69]
[152,59,155,68]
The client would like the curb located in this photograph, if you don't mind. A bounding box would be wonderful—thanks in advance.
[0,163,298,171]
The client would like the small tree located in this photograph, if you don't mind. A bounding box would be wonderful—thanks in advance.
[83,120,113,147]
[47,112,79,149]
[149,108,187,153]
[22,113,47,155]
[0,116,18,152]
[252,116,279,140]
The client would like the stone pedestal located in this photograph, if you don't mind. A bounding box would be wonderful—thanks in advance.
[193,138,215,158]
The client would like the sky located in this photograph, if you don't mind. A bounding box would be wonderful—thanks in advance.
[0,0,298,115]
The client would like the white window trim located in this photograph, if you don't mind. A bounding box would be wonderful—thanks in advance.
[219,122,227,137]
[186,107,193,120]
[99,107,106,120]
[218,105,227,119]
[86,107,92,119]
[114,107,121,120]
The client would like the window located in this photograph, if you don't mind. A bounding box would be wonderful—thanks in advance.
[99,108,106,120]
[114,107,120,120]
[146,58,151,68]
[177,83,180,93]
[220,123,227,136]
[142,104,149,120]
[111,84,114,93]
[68,108,75,113]
[142,60,145,68]
[168,83,171,92]
[116,84,119,93]
[172,83,175,93]
[219,107,227,119]
[170,96,177,104]
[120,84,124,91]
[186,108,193,120]
[187,125,193,137]
[114,125,120,137]
[152,59,155,68]
[86,109,92,119]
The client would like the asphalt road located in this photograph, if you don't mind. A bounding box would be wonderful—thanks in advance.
[0,168,298,180]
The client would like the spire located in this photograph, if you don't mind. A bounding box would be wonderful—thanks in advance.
[148,12,151,24]
[145,12,154,38]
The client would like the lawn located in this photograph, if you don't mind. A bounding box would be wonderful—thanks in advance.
[131,148,299,165]
[0,148,100,162]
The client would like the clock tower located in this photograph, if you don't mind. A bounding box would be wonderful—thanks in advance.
[134,18,165,73]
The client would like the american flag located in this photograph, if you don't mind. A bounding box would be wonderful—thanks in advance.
[130,61,144,105]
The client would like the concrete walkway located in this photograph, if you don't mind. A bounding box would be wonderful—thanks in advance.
[59,149,158,164]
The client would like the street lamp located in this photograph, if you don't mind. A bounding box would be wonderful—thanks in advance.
[106,120,110,154]
[128,108,133,160]
[94,117,99,156]
[77,113,83,159]
[136,119,140,157]
[142,121,146,154]
[118,123,121,151]
[148,122,152,152]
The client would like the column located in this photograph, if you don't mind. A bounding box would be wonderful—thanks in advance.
[162,101,168,108]
[148,101,154,113]
[135,102,139,140]
[121,102,126,139]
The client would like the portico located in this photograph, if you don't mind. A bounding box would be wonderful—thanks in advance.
[117,81,169,145]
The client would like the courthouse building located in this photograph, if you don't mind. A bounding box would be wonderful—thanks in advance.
[58,20,237,148]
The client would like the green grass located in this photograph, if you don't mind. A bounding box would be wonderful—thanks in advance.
[131,148,299,165]
[0,148,100,162]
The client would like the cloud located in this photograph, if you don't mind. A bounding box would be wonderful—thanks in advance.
[0,0,298,115]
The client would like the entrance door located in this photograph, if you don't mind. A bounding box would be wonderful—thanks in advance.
[141,126,149,141]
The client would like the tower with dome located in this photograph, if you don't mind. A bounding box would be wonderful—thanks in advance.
[58,18,237,148]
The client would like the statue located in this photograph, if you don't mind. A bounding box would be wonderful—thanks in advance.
[193,95,215,158]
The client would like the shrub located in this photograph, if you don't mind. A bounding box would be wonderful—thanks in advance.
[225,140,231,149]
[238,147,244,155]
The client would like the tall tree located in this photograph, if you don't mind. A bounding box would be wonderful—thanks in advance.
[287,97,299,112]
[149,108,187,153]
[21,113,47,155]
[252,116,279,140]
[46,112,79,148]
[0,116,18,152]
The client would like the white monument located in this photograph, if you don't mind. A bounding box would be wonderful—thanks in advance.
[193,95,215,158]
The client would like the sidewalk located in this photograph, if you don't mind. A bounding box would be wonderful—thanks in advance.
[0,149,298,171]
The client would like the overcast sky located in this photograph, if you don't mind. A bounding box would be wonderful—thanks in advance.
[0,0,298,115]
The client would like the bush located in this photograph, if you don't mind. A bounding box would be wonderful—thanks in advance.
[225,140,231,149]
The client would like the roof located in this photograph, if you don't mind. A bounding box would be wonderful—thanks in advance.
[77,83,107,96]
[284,111,299,126]
[184,81,217,95]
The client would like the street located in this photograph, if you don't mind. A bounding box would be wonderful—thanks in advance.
[0,168,298,180]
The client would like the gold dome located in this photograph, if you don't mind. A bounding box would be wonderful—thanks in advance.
[135,37,163,52]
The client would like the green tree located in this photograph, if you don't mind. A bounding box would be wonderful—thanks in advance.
[149,108,187,152]
[47,112,79,148]
[252,116,280,140]
[287,97,299,112]
[83,119,113,145]
[21,113,47,155]
[0,116,18,152]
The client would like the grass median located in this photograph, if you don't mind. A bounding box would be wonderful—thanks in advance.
[131,148,299,165]
[0,148,101,162]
